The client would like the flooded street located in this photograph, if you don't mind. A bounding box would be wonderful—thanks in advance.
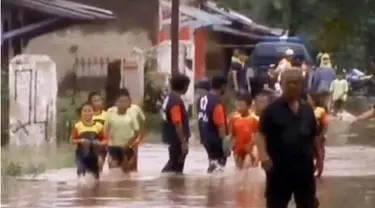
[2,99,375,208]
[2,131,375,207]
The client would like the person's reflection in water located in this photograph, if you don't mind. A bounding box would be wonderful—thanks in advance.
[205,177,227,207]
[164,176,187,205]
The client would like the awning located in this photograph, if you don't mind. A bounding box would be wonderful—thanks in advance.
[2,18,65,42]
[3,0,116,20]
[203,1,285,36]
[160,0,230,28]
[2,0,116,44]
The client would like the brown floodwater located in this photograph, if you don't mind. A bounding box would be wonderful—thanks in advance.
[2,99,375,208]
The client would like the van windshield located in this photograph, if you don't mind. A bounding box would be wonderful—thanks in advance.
[252,43,311,69]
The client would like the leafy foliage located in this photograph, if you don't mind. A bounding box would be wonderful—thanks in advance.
[216,0,375,71]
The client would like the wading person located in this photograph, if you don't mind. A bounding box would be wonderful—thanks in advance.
[197,76,229,173]
[311,53,336,111]
[274,49,294,97]
[230,51,248,96]
[88,92,107,125]
[87,92,108,171]
[307,94,328,178]
[70,103,108,179]
[105,89,140,173]
[229,94,259,169]
[107,88,146,172]
[161,74,191,174]
[257,69,319,208]
[330,72,349,118]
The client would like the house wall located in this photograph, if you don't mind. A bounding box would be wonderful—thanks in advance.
[25,0,159,87]
[158,23,207,81]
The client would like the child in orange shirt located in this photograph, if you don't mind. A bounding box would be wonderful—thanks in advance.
[307,94,328,178]
[230,94,259,169]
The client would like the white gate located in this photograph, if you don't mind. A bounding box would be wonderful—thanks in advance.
[156,40,195,111]
[8,54,57,146]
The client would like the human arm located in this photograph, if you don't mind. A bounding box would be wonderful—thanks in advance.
[103,117,112,145]
[170,104,188,145]
[69,126,83,144]
[134,105,146,143]
[98,126,109,145]
[125,113,140,148]
[213,103,228,140]
[230,61,241,91]
[329,80,335,93]
[255,108,271,163]
[353,106,375,122]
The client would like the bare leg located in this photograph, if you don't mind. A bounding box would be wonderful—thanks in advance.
[128,146,138,172]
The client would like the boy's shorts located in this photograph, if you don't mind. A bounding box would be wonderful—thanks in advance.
[333,99,344,110]
[107,146,135,164]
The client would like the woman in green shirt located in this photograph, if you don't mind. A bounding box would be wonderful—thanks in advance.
[105,89,140,173]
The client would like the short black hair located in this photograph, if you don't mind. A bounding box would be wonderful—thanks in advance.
[170,74,190,92]
[76,102,93,116]
[117,88,130,98]
[211,76,227,90]
[87,92,101,103]
[237,94,253,106]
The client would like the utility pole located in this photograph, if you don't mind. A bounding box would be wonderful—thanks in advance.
[171,0,180,76]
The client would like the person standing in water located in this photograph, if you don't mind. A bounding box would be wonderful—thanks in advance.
[70,102,108,179]
[105,89,140,173]
[107,88,146,172]
[307,94,328,178]
[88,92,108,170]
[161,74,191,174]
[88,92,108,125]
[197,76,229,173]
[330,72,349,117]
[229,94,259,169]
[257,69,319,208]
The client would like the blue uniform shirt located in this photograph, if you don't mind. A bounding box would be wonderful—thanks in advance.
[197,93,227,143]
[161,92,190,145]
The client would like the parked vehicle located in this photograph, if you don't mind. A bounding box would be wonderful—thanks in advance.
[252,41,313,77]
[346,68,375,96]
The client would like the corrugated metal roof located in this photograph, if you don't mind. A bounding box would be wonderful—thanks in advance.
[2,18,62,42]
[3,0,116,20]
[204,1,285,36]
[160,0,230,27]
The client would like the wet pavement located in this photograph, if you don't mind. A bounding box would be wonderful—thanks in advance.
[2,101,375,207]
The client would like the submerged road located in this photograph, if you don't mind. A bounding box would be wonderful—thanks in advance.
[2,98,375,208]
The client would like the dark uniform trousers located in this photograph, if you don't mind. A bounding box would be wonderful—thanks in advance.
[162,141,187,173]
[265,157,319,208]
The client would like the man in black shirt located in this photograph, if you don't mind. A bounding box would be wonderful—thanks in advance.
[257,69,319,208]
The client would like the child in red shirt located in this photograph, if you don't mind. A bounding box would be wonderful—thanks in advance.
[230,94,259,169]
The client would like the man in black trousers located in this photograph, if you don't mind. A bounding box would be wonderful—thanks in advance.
[257,69,319,208]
